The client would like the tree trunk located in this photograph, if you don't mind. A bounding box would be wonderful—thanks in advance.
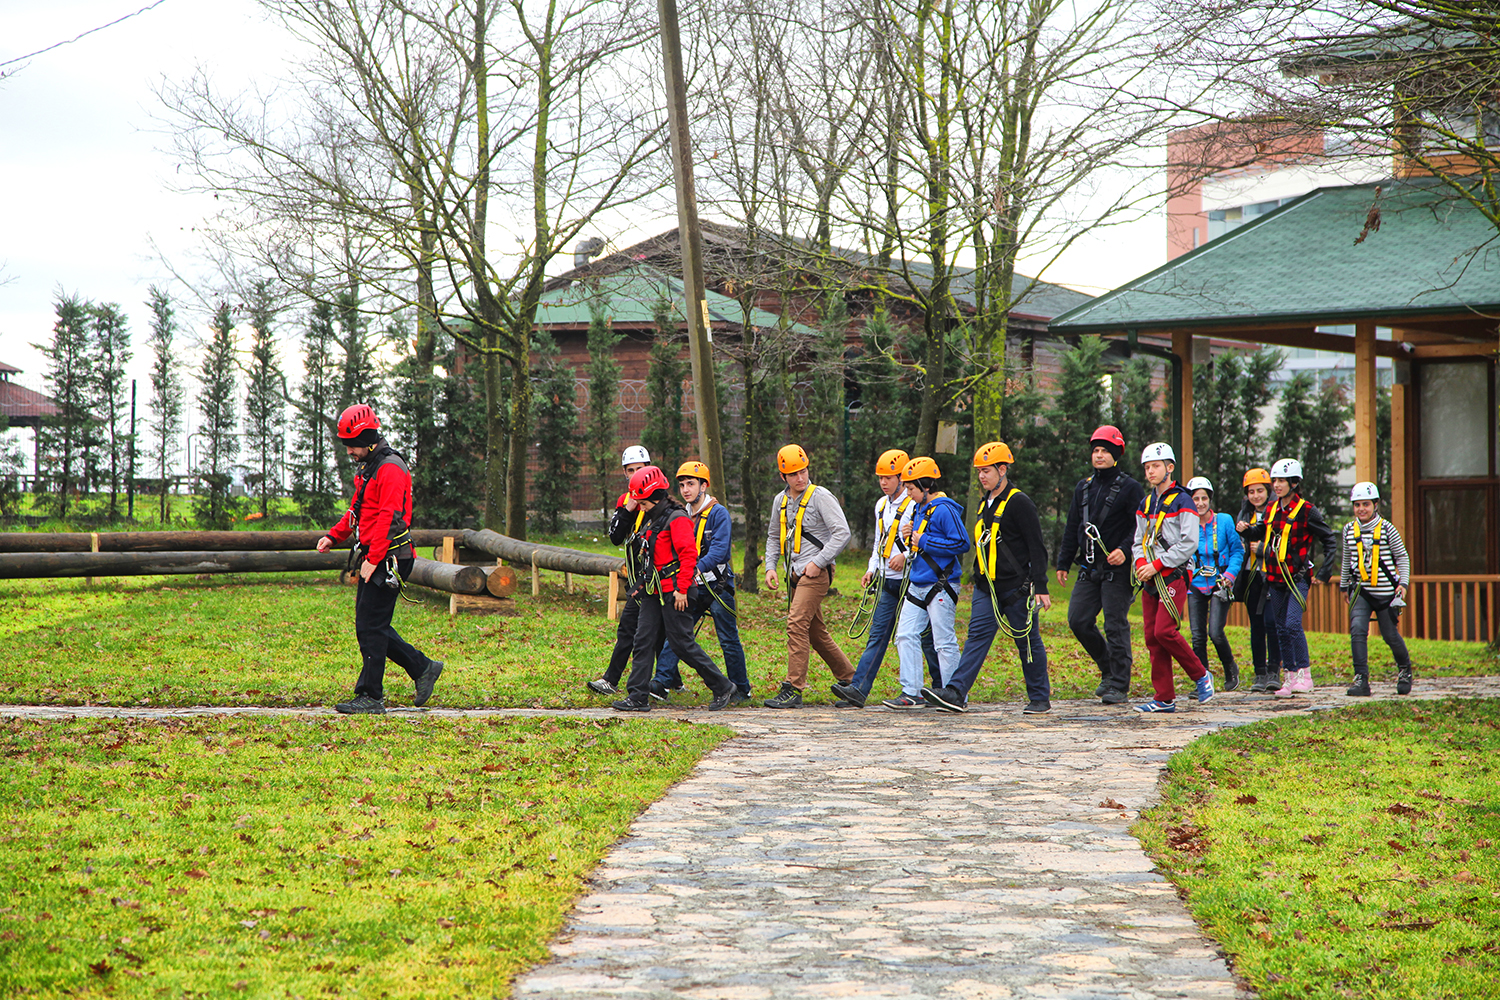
[462,529,625,576]
[0,530,463,553]
[405,556,488,594]
[504,327,531,540]
[0,550,347,578]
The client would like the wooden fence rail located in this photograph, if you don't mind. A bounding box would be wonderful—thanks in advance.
[1225,575,1498,642]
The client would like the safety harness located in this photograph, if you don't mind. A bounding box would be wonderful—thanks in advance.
[1347,517,1404,608]
[877,494,912,562]
[640,505,691,597]
[1078,471,1124,567]
[778,485,824,566]
[345,446,414,591]
[1264,497,1307,578]
[972,484,1040,652]
[906,492,962,608]
[623,507,649,591]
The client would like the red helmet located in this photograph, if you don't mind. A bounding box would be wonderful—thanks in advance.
[1089,425,1124,449]
[628,465,670,501]
[337,403,381,441]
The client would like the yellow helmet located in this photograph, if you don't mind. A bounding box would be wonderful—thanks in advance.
[676,460,711,484]
[972,441,1015,467]
[777,444,809,474]
[875,449,910,476]
[901,456,941,482]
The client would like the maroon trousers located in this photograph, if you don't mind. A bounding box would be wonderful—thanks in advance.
[1141,574,1206,702]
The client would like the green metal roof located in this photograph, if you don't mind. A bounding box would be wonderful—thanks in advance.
[1051,179,1500,333]
[536,267,816,334]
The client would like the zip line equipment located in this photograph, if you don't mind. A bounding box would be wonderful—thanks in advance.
[849,571,881,638]
[1140,536,1183,623]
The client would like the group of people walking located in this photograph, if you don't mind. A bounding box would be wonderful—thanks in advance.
[585,425,1416,715]
[304,402,1414,716]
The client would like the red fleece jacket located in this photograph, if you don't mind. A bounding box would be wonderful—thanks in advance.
[647,511,699,593]
[328,461,413,564]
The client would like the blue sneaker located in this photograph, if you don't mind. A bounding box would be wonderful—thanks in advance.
[1196,675,1215,704]
[1135,699,1176,713]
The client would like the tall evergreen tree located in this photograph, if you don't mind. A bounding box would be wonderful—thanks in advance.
[1229,347,1284,476]
[1110,356,1163,483]
[1301,375,1354,512]
[584,297,622,523]
[792,291,849,499]
[1375,385,1392,503]
[1269,371,1316,479]
[32,295,96,517]
[0,417,24,519]
[145,286,184,523]
[641,294,689,480]
[1035,336,1109,553]
[194,302,240,528]
[1192,351,1244,496]
[243,280,287,518]
[844,313,922,544]
[88,303,132,516]
[291,300,341,524]
[530,332,580,535]
[386,326,485,528]
[336,288,372,412]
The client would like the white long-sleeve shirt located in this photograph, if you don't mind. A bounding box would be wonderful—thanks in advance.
[865,492,917,578]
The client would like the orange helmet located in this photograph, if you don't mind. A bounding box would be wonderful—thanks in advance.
[875,449,910,476]
[901,456,941,482]
[972,441,1015,467]
[676,460,711,484]
[777,444,809,474]
[1242,467,1272,489]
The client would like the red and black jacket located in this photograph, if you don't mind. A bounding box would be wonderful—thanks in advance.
[1261,492,1337,586]
[327,446,414,564]
[640,503,698,595]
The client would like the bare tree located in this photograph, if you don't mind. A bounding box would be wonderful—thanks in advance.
[158,0,667,537]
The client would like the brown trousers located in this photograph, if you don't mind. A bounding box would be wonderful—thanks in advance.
[785,571,854,689]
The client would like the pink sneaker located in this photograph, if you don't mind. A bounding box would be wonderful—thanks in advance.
[1274,671,1298,697]
[1292,668,1314,693]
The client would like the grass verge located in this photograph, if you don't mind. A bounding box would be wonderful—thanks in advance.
[1,568,1493,709]
[0,714,729,997]
[1135,699,1500,999]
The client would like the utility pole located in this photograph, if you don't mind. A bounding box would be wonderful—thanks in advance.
[127,379,137,520]
[657,0,725,495]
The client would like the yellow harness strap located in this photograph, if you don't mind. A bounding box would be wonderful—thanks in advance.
[1356,516,1383,584]
[912,492,948,556]
[1264,497,1307,565]
[879,495,911,560]
[694,499,715,551]
[779,485,818,562]
[973,487,1018,580]
[1147,489,1180,547]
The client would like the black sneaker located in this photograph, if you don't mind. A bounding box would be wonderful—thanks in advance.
[1223,664,1240,693]
[1396,667,1413,695]
[586,678,618,696]
[1249,673,1269,693]
[612,695,651,712]
[882,692,926,709]
[1101,688,1128,705]
[729,690,751,707]
[708,688,734,712]
[335,695,385,715]
[648,681,671,703]
[764,683,802,709]
[830,682,866,708]
[1346,674,1372,697]
[1022,700,1051,715]
[414,660,444,707]
[1094,679,1109,698]
[922,686,966,713]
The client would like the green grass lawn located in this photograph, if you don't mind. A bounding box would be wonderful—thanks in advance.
[0,713,729,997]
[0,546,1494,708]
[1135,699,1500,999]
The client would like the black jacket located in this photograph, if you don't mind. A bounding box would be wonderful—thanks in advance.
[970,485,1051,597]
[1056,466,1145,572]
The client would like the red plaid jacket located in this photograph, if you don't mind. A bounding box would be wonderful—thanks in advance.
[1261,494,1338,586]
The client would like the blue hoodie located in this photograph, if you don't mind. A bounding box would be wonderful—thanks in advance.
[1190,511,1243,594]
[907,493,971,588]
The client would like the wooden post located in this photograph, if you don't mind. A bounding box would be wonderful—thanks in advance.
[88,533,99,587]
[565,571,574,594]
[1354,321,1377,483]
[1172,329,1194,479]
[531,550,540,597]
[1390,379,1410,537]
[442,536,457,617]
[608,570,620,621]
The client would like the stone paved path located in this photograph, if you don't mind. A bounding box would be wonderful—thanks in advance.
[6,677,1499,999]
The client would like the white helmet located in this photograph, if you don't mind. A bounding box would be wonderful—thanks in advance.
[620,445,650,467]
[1186,476,1213,495]
[1141,442,1175,464]
[1350,481,1380,502]
[1270,458,1303,480]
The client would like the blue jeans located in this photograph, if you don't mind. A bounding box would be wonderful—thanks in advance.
[895,583,960,696]
[652,582,750,696]
[1268,578,1311,672]
[849,577,939,695]
[948,584,1049,704]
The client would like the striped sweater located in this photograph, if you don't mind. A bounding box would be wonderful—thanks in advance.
[1339,515,1410,601]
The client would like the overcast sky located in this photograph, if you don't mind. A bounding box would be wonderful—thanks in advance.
[0,0,1165,403]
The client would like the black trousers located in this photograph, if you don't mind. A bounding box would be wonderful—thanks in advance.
[353,555,430,700]
[605,593,645,685]
[1067,566,1135,694]
[625,590,731,699]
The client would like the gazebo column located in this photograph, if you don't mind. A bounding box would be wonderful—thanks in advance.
[1172,328,1194,478]
[1354,321,1377,483]
[1388,350,1411,540]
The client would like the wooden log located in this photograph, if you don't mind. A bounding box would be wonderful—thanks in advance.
[405,556,487,595]
[461,529,625,577]
[0,529,463,553]
[0,550,347,578]
[482,564,519,598]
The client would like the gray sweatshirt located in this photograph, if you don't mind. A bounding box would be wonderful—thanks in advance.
[763,484,851,578]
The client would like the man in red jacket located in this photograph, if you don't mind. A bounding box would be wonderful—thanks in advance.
[316,404,443,715]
